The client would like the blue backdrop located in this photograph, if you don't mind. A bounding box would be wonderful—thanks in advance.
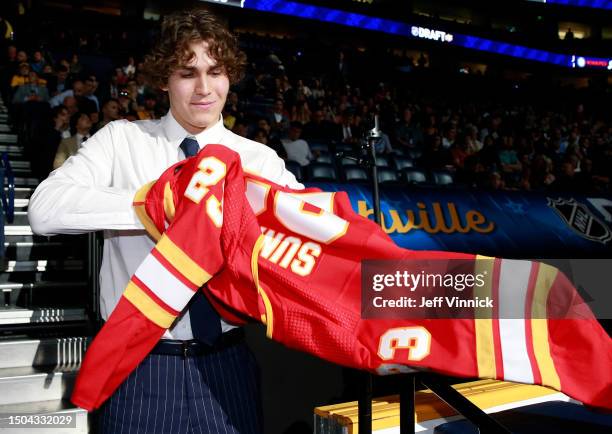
[306,183,612,258]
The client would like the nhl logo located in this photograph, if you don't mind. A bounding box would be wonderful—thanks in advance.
[547,198,612,244]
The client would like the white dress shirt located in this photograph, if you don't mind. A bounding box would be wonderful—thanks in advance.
[28,111,302,339]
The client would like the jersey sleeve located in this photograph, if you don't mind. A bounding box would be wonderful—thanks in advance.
[72,149,231,411]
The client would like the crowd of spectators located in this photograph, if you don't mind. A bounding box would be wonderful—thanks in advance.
[0,9,610,195]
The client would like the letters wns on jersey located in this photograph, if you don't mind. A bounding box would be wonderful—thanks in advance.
[72,145,612,412]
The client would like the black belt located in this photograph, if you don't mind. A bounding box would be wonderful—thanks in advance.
[150,328,245,357]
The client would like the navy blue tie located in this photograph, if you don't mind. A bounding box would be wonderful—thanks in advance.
[179,137,222,345]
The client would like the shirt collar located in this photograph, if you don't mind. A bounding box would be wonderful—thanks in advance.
[160,110,226,150]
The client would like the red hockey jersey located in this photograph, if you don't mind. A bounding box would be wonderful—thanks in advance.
[72,144,612,411]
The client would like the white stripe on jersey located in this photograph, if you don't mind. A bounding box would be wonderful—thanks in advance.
[498,259,534,384]
[135,254,195,311]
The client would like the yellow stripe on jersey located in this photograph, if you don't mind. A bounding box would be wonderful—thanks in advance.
[252,234,274,338]
[163,181,176,223]
[155,234,212,287]
[474,255,496,379]
[124,281,176,328]
[531,263,561,390]
[133,181,162,242]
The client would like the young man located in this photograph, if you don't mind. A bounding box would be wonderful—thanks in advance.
[28,8,300,434]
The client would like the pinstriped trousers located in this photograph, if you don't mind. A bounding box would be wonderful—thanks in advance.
[98,342,262,434]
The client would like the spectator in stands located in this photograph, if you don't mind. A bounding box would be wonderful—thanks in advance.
[224,90,244,120]
[268,97,290,138]
[69,53,82,75]
[30,50,46,74]
[551,160,577,192]
[62,95,78,116]
[498,135,522,184]
[95,98,120,132]
[104,72,120,100]
[282,121,315,166]
[310,78,325,100]
[15,50,27,65]
[373,129,394,155]
[253,128,269,145]
[83,75,100,112]
[12,71,49,104]
[486,171,505,190]
[530,155,556,191]
[295,79,312,99]
[49,79,84,107]
[117,86,137,118]
[52,105,71,139]
[302,109,334,143]
[451,135,472,169]
[419,134,452,169]
[123,56,136,77]
[465,125,483,153]
[30,104,71,178]
[10,62,30,88]
[133,72,152,106]
[136,93,158,120]
[114,66,128,85]
[336,109,361,146]
[395,108,423,149]
[47,64,69,96]
[232,120,248,138]
[442,126,457,149]
[4,44,17,70]
[52,111,92,169]
[291,99,311,124]
[0,44,17,103]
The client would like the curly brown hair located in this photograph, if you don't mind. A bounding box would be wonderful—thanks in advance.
[143,8,246,89]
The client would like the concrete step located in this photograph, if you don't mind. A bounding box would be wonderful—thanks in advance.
[1,280,88,308]
[5,187,34,199]
[0,144,22,154]
[0,400,88,434]
[7,160,31,173]
[3,240,66,260]
[1,259,85,273]
[0,366,78,405]
[0,307,87,325]
[14,177,39,187]
[0,133,18,143]
[4,226,33,236]
[13,198,28,209]
[0,337,88,369]
[7,211,28,225]
[0,281,86,292]
[0,124,11,133]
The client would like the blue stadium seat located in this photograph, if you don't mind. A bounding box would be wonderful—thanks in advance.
[377,168,399,184]
[343,165,369,183]
[407,148,423,160]
[375,155,390,168]
[307,163,337,182]
[401,168,428,184]
[314,152,334,164]
[393,156,414,171]
[340,156,357,166]
[335,143,353,153]
[310,142,331,153]
[285,160,304,182]
[431,169,455,185]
